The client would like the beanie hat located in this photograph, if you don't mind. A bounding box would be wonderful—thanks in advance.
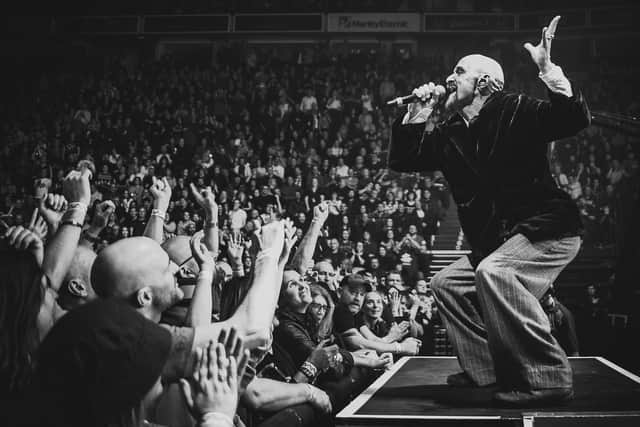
[34,298,172,426]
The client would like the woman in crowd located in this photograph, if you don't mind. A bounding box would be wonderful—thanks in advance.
[308,284,335,341]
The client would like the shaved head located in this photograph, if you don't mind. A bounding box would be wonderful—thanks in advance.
[91,237,183,317]
[445,54,505,113]
[460,54,504,89]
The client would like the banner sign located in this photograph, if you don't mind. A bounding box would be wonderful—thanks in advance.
[327,13,420,32]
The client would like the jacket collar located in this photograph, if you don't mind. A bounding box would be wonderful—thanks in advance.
[443,92,506,174]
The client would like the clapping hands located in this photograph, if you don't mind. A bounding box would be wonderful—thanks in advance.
[179,327,249,423]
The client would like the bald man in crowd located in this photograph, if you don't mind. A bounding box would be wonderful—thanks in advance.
[388,16,590,406]
[90,221,285,382]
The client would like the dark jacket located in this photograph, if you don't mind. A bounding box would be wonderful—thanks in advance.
[275,308,354,377]
[389,88,590,265]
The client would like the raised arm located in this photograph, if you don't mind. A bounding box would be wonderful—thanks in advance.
[194,221,285,349]
[144,177,171,243]
[80,200,115,249]
[522,15,591,142]
[226,232,245,278]
[186,232,216,327]
[190,183,220,258]
[43,170,92,292]
[290,202,329,274]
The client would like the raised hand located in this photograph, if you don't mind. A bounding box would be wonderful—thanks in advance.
[150,177,172,213]
[3,225,45,266]
[312,202,330,226]
[216,326,250,378]
[76,159,96,180]
[91,200,116,229]
[190,231,215,272]
[27,208,48,241]
[190,183,218,222]
[388,321,410,342]
[39,193,67,232]
[179,341,242,423]
[226,232,244,265]
[524,15,561,73]
[389,289,402,317]
[62,169,92,206]
[256,220,285,256]
[278,218,298,267]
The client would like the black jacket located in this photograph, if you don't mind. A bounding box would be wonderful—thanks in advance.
[389,88,590,265]
[275,308,354,377]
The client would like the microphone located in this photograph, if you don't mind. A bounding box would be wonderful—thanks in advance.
[387,85,447,106]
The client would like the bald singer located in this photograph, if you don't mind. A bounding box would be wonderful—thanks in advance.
[388,16,590,406]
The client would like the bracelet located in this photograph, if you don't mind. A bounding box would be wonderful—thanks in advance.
[200,411,234,427]
[151,209,166,221]
[61,207,87,225]
[300,361,318,381]
[61,220,83,228]
[68,202,88,212]
[205,221,218,228]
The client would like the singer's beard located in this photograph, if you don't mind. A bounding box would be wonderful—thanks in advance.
[444,90,471,113]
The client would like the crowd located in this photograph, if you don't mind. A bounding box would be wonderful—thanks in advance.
[0,46,455,427]
[1,42,637,426]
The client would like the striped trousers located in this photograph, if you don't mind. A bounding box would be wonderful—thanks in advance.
[431,233,581,390]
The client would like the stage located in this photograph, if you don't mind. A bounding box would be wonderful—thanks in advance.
[336,357,640,426]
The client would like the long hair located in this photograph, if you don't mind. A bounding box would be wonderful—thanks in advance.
[0,250,45,396]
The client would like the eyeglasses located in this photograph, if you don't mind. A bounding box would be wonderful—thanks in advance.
[309,302,328,312]
[175,256,198,282]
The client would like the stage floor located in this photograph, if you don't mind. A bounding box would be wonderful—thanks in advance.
[336,356,640,426]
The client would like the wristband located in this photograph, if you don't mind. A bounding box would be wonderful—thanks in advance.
[200,411,234,427]
[300,361,318,381]
[68,202,88,212]
[61,207,87,226]
[394,342,402,354]
[61,220,83,228]
[205,220,218,228]
[151,209,166,221]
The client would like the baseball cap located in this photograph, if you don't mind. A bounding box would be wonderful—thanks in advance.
[340,273,372,292]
